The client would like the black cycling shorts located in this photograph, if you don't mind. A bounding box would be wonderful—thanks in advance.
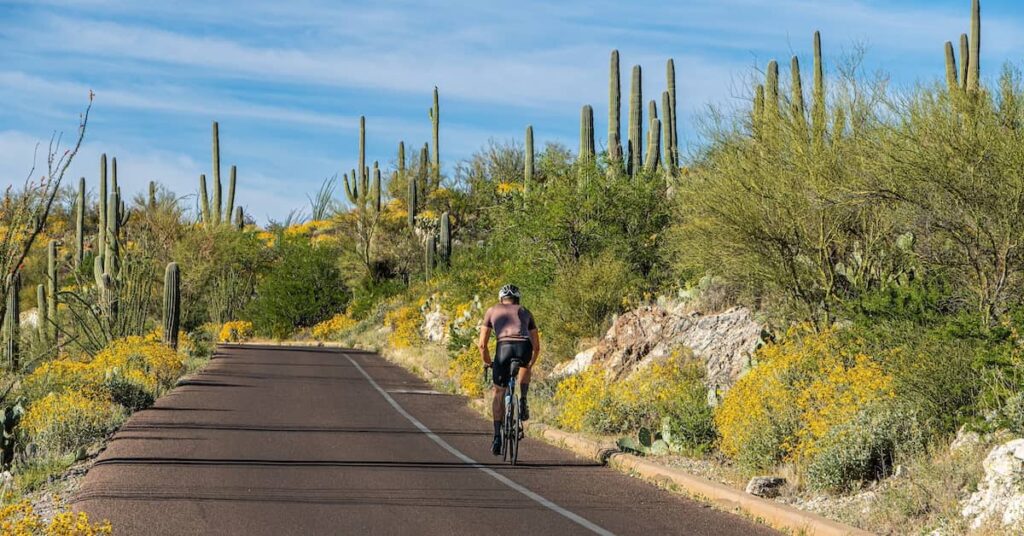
[492,339,532,386]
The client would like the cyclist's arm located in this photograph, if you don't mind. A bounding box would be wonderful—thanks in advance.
[529,328,540,367]
[478,326,492,365]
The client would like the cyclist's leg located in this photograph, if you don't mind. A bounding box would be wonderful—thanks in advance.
[491,343,513,455]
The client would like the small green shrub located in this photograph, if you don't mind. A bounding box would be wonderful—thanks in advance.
[805,402,924,493]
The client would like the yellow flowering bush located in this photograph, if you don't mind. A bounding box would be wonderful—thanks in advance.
[496,182,524,195]
[449,346,485,397]
[715,327,896,471]
[555,351,715,448]
[283,219,334,237]
[219,321,254,343]
[385,306,421,349]
[311,313,357,340]
[21,391,124,455]
[0,501,111,535]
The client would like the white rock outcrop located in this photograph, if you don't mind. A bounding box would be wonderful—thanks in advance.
[552,300,765,392]
[961,438,1024,530]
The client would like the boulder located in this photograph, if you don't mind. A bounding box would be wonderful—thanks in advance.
[565,300,765,392]
[552,346,598,378]
[961,438,1024,530]
[745,476,786,498]
[421,303,448,343]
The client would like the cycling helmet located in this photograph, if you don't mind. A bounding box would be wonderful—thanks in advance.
[498,284,521,301]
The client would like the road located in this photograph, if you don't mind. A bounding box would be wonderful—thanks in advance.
[73,344,778,535]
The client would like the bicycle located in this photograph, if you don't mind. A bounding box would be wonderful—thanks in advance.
[484,363,524,465]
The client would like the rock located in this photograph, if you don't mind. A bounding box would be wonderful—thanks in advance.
[563,300,765,392]
[421,302,448,343]
[950,425,982,454]
[961,438,1024,530]
[745,476,786,498]
[551,346,598,378]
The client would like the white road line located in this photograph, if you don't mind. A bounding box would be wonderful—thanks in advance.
[344,354,615,536]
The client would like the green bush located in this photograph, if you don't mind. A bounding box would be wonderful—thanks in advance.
[806,402,924,493]
[244,236,350,339]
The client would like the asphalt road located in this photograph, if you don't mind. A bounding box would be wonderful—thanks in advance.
[73,344,778,535]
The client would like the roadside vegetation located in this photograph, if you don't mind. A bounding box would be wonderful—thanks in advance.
[0,0,1019,533]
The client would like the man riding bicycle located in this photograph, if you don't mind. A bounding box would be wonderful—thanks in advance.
[479,284,540,456]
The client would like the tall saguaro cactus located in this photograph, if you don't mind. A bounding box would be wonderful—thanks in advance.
[424,235,436,281]
[234,207,244,230]
[163,262,180,350]
[226,165,237,225]
[666,59,678,171]
[959,34,970,93]
[791,56,807,132]
[98,155,107,264]
[945,41,959,92]
[358,116,367,188]
[75,177,85,268]
[644,117,661,173]
[198,175,211,224]
[579,105,595,162]
[662,92,673,171]
[212,121,223,224]
[35,284,46,347]
[608,50,622,166]
[967,0,980,93]
[373,162,382,212]
[4,272,19,369]
[429,87,440,183]
[627,65,643,177]
[525,125,534,191]
[765,60,780,121]
[812,31,826,145]
[46,240,58,342]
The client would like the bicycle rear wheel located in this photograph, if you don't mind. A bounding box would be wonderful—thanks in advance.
[508,384,519,465]
[502,391,513,461]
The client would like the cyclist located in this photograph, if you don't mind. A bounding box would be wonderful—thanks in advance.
[479,284,540,456]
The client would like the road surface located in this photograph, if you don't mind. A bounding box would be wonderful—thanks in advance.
[73,344,778,535]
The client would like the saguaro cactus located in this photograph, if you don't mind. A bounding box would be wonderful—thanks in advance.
[4,272,20,369]
[407,175,418,229]
[46,240,58,342]
[212,121,222,224]
[662,91,673,171]
[812,32,826,145]
[105,191,120,282]
[373,162,382,212]
[579,105,595,162]
[199,174,211,224]
[163,262,180,350]
[98,155,107,262]
[644,117,661,173]
[358,116,367,188]
[226,165,237,225]
[424,235,436,281]
[967,0,980,93]
[945,41,959,92]
[525,125,534,191]
[765,60,780,121]
[35,284,46,347]
[234,207,244,230]
[397,142,406,179]
[791,56,807,131]
[666,58,678,171]
[429,87,440,183]
[440,211,452,268]
[753,84,765,134]
[959,34,970,93]
[75,177,85,268]
[627,65,643,176]
[608,50,622,165]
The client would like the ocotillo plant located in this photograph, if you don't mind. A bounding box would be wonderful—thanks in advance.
[608,50,622,166]
[4,272,19,369]
[579,105,595,162]
[76,177,85,268]
[525,125,534,191]
[429,87,440,184]
[440,211,452,268]
[628,65,643,177]
[163,262,180,350]
[46,240,58,342]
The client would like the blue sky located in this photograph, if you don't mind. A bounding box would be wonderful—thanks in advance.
[0,0,1021,222]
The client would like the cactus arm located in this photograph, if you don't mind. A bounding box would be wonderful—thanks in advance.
[163,262,180,350]
[358,116,366,188]
[199,174,211,224]
[791,56,806,131]
[945,41,959,93]
[662,91,673,171]
[812,32,826,146]
[959,34,970,93]
[76,177,85,268]
[753,84,765,136]
[666,58,678,172]
[644,117,661,173]
[226,165,237,225]
[4,272,19,369]
[430,87,440,184]
[98,154,107,257]
[967,0,980,92]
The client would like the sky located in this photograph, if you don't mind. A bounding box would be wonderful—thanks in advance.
[0,0,1021,223]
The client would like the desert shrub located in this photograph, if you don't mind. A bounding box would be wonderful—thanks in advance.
[244,236,350,339]
[219,320,255,343]
[0,500,112,535]
[449,345,485,398]
[20,359,97,402]
[715,328,896,471]
[90,337,185,397]
[21,391,124,455]
[555,351,715,450]
[311,313,357,340]
[385,306,422,349]
[805,401,924,492]
[348,280,405,320]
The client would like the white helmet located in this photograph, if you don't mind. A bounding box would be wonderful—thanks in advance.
[498,284,521,301]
